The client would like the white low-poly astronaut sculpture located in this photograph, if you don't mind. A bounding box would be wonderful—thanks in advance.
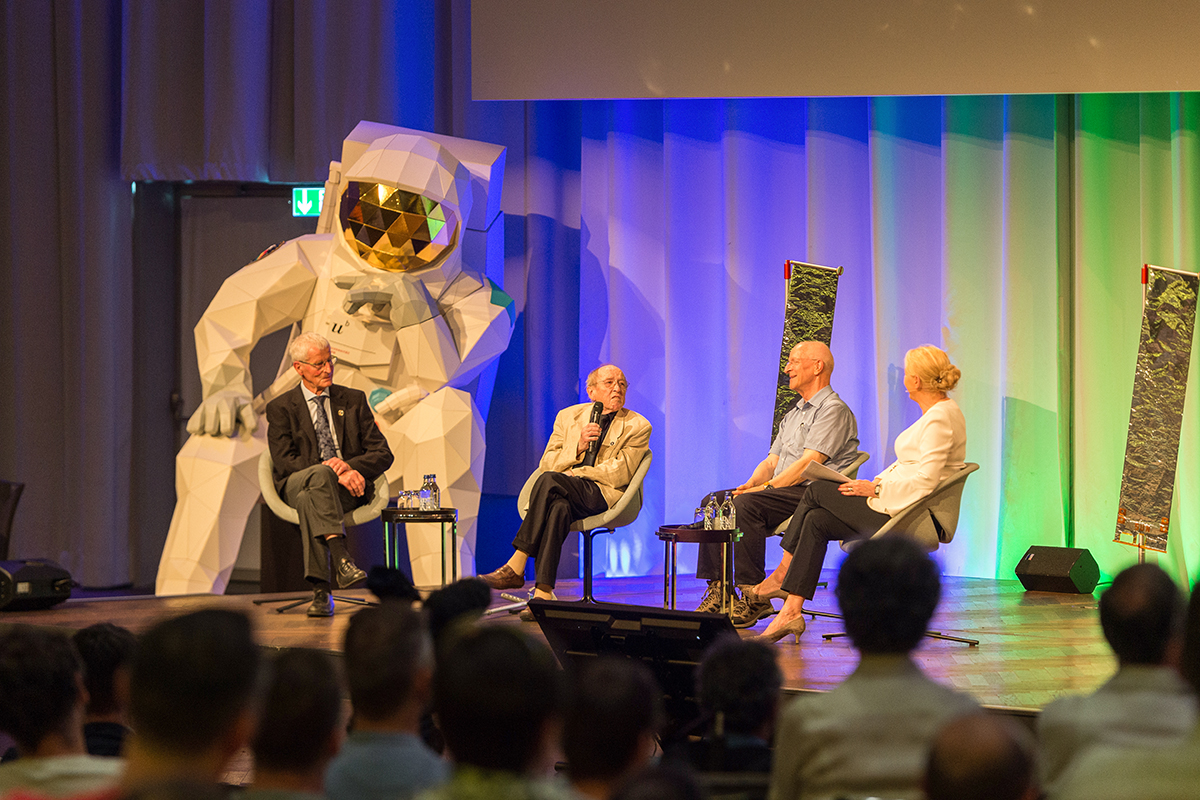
[156,122,512,595]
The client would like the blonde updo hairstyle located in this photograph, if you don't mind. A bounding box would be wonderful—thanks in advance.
[905,345,961,393]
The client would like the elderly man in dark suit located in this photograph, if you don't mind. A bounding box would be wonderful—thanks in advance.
[266,331,394,617]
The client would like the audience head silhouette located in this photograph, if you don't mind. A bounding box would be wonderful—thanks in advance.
[252,648,343,780]
[563,656,663,796]
[72,622,136,721]
[1100,562,1184,666]
[128,609,261,765]
[1181,575,1200,693]
[836,534,940,654]
[0,624,84,755]
[696,636,781,738]
[422,577,492,653]
[342,603,433,725]
[433,626,563,773]
[926,712,1039,800]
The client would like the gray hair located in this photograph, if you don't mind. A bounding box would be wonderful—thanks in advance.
[289,332,330,363]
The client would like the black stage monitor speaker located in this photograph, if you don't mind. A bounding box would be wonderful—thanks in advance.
[0,560,73,611]
[527,598,737,738]
[1015,546,1100,594]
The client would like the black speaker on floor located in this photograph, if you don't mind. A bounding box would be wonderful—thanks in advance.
[1014,546,1100,594]
[0,560,73,611]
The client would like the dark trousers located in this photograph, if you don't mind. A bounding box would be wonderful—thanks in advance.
[779,480,891,599]
[283,464,363,583]
[513,472,608,589]
[696,485,809,586]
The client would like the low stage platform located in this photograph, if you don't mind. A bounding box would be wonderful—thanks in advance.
[0,571,1111,715]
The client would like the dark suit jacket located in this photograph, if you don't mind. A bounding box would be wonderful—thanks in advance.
[266,384,394,503]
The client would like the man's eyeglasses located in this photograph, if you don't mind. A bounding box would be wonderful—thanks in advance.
[297,356,338,370]
[597,378,628,390]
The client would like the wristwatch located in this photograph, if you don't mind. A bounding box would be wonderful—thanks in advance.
[763,480,773,490]
[872,483,881,497]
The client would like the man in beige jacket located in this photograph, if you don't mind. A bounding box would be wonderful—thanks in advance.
[480,364,651,603]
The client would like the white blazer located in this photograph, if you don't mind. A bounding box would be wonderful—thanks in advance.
[868,399,966,516]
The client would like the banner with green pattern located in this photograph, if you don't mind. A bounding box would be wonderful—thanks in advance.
[1114,265,1199,553]
[772,260,843,440]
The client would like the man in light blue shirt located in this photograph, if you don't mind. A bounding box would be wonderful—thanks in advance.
[695,341,859,627]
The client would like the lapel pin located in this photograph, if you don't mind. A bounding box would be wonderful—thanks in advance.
[338,409,344,417]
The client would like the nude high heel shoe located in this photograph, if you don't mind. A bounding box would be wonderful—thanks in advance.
[743,585,788,604]
[754,614,806,644]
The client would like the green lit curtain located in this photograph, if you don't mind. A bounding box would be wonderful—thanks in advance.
[1074,94,1200,585]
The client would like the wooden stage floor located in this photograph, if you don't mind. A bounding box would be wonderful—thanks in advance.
[0,571,1112,714]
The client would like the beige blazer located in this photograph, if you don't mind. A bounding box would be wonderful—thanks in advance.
[539,403,652,507]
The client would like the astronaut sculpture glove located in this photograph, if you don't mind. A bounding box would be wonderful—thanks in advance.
[186,390,258,437]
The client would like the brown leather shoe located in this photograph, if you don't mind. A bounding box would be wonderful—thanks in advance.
[479,564,525,590]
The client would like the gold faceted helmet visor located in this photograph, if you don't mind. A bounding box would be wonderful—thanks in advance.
[339,181,459,272]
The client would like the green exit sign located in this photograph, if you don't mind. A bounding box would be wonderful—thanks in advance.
[292,187,325,217]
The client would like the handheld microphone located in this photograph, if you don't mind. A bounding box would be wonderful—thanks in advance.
[586,401,604,460]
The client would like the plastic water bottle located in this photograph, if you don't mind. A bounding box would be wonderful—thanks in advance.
[419,475,433,510]
[719,494,735,530]
[703,496,717,529]
[427,474,440,510]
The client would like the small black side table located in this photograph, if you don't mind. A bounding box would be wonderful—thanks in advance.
[381,507,459,587]
[656,525,741,613]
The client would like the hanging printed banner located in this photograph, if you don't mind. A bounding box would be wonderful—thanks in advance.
[1114,264,1199,552]
[773,260,843,440]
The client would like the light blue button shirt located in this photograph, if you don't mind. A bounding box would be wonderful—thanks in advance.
[769,384,859,478]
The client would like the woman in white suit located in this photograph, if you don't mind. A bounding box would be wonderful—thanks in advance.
[748,345,967,643]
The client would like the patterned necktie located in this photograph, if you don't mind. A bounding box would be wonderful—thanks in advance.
[310,396,338,460]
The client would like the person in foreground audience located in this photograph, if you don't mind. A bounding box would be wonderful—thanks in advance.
[563,657,663,800]
[925,712,1040,800]
[1036,562,1194,793]
[669,636,780,773]
[325,605,447,800]
[246,649,344,800]
[750,345,966,643]
[0,626,124,796]
[71,623,137,758]
[419,626,569,800]
[1049,579,1200,800]
[413,578,492,756]
[121,609,262,792]
[768,535,978,800]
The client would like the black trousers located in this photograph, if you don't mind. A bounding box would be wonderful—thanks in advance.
[695,485,809,586]
[512,472,608,589]
[283,464,364,583]
[778,480,891,599]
